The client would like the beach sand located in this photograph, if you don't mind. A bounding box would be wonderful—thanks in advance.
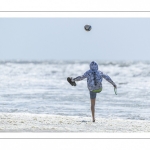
[0,113,150,132]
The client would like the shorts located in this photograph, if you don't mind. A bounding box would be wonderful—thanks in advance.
[90,91,97,99]
[89,88,102,99]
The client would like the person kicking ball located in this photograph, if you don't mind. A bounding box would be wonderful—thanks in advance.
[67,61,117,122]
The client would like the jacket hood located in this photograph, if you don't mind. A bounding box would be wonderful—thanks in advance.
[90,61,98,71]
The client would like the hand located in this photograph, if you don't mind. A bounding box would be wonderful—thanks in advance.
[71,77,75,82]
[114,84,117,89]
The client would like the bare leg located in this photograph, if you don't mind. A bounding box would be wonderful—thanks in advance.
[91,99,96,122]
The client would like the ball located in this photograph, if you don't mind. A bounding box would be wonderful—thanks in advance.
[84,25,92,31]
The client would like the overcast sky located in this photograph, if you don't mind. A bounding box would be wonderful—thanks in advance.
[0,18,150,61]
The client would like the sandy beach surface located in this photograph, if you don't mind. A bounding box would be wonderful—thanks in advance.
[0,113,150,132]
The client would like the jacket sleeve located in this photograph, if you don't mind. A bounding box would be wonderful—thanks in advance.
[102,72,116,86]
[72,72,88,82]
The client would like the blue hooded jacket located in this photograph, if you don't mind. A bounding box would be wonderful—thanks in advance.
[72,61,116,91]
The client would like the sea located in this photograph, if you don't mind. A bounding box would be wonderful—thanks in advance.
[0,60,150,121]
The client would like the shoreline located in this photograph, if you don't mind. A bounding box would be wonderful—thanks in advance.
[0,113,150,132]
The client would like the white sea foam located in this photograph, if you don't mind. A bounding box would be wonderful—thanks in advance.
[0,61,150,122]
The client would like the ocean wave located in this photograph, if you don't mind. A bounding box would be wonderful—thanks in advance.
[0,60,150,121]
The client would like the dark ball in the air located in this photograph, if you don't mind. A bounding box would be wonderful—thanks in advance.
[84,25,92,31]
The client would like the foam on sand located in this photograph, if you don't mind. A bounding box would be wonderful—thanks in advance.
[0,113,150,132]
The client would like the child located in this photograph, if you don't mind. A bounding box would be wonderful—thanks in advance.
[70,61,117,122]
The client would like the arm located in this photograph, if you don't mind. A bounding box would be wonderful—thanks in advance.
[102,73,117,88]
[72,72,87,82]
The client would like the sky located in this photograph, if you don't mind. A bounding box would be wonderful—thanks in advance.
[0,18,150,61]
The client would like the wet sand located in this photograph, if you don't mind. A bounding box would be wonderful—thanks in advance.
[0,113,150,132]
